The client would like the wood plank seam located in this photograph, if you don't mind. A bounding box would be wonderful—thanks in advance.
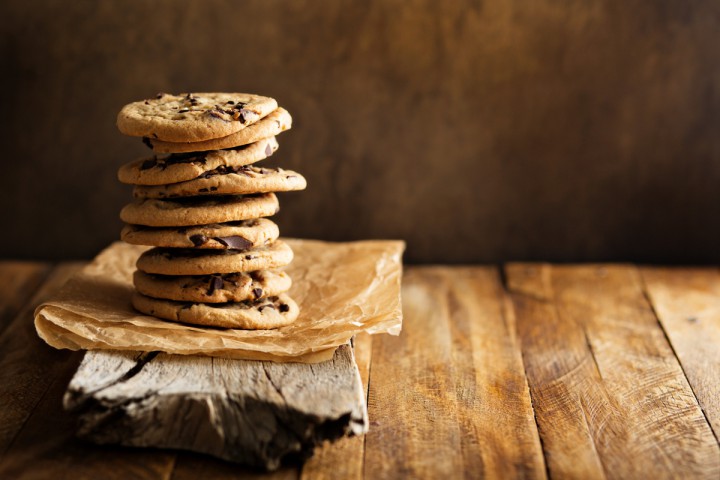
[498,269,551,480]
[578,325,615,480]
[582,328,604,383]
[0,262,53,337]
[360,344,372,480]
[638,278,720,445]
[0,263,85,460]
[508,263,720,478]
[2,368,58,457]
[516,336,555,480]
[578,395,609,480]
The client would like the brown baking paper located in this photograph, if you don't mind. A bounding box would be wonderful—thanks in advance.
[35,239,404,363]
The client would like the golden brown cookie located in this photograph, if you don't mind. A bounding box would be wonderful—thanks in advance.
[132,292,299,329]
[121,218,279,249]
[119,193,279,227]
[133,166,307,199]
[117,137,279,186]
[133,269,292,303]
[136,239,294,275]
[149,107,292,153]
[117,92,278,142]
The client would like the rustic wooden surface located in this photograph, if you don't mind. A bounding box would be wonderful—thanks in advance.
[64,345,367,470]
[1,261,719,479]
[3,0,720,264]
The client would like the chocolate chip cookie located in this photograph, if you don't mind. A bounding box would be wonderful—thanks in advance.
[117,93,304,330]
[121,218,279,249]
[132,166,307,199]
[136,239,294,275]
[117,92,278,142]
[133,269,292,303]
[118,137,279,186]
[120,193,280,227]
[148,107,292,153]
[131,292,299,329]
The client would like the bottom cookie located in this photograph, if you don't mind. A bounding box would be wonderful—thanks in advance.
[131,291,299,329]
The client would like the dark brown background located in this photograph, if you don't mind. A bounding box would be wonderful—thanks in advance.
[2,0,719,263]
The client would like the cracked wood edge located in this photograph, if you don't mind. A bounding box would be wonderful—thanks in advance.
[364,267,545,479]
[65,344,367,471]
[640,267,720,442]
[0,262,85,460]
[506,263,720,480]
[299,333,373,480]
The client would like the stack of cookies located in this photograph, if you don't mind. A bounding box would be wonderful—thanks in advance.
[116,92,306,329]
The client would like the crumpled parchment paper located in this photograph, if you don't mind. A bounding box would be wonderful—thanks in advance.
[34,239,404,363]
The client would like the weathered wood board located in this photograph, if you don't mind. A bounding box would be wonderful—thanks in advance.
[63,344,367,471]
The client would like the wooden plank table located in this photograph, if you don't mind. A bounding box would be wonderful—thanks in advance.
[0,262,718,479]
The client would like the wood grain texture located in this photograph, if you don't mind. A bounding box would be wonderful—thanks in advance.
[2,0,720,263]
[170,453,299,480]
[641,267,720,441]
[2,261,720,478]
[506,264,720,479]
[365,267,545,479]
[0,262,51,335]
[0,349,175,480]
[65,345,367,471]
[0,263,84,459]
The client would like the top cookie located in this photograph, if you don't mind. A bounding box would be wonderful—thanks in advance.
[117,92,278,143]
[149,107,292,153]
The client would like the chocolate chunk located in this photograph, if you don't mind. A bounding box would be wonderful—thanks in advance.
[178,108,189,113]
[236,109,250,123]
[253,287,263,299]
[142,137,153,149]
[165,152,207,167]
[244,254,256,260]
[226,100,235,105]
[265,144,273,156]
[198,188,209,192]
[186,93,195,100]
[207,275,223,295]
[189,234,207,246]
[208,110,227,121]
[156,92,166,99]
[210,186,218,191]
[214,235,253,250]
[140,158,158,170]
[144,100,150,105]
[279,303,290,312]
